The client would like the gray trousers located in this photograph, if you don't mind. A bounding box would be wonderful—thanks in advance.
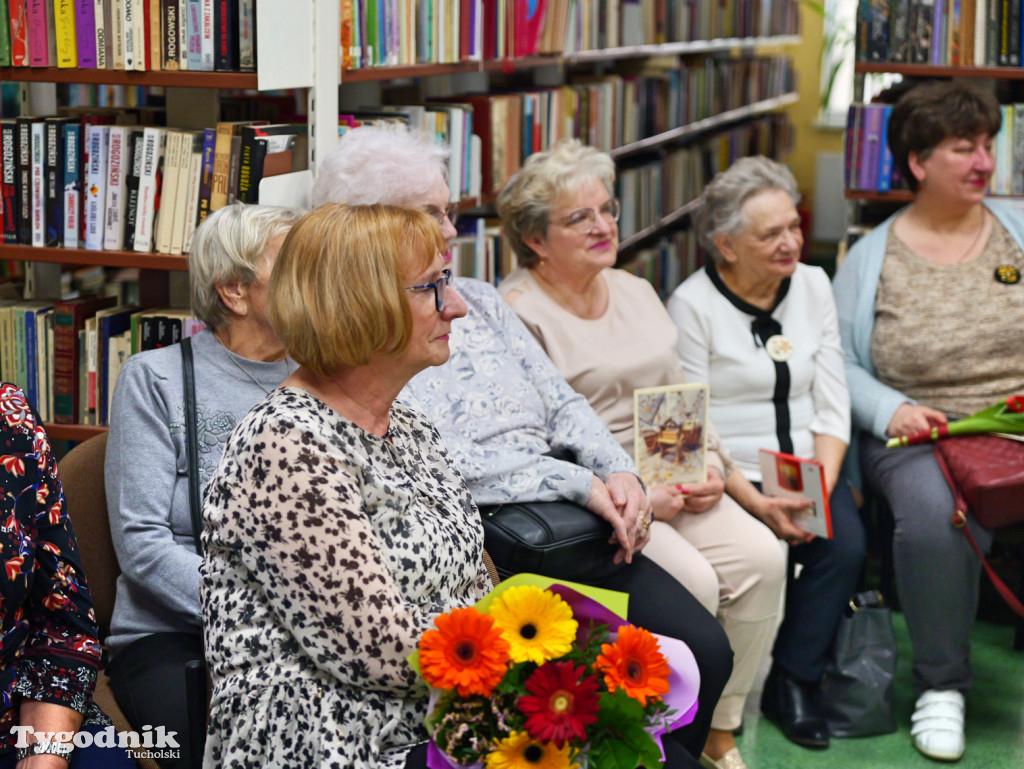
[861,436,994,696]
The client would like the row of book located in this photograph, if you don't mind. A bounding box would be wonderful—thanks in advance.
[341,0,801,69]
[845,101,1023,193]
[618,112,794,240]
[857,0,1024,67]
[0,0,255,71]
[0,294,202,426]
[1,113,306,252]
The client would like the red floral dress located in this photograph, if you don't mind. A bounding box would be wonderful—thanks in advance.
[0,383,102,755]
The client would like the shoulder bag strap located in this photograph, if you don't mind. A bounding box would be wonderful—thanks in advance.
[936,445,1024,618]
[181,338,204,557]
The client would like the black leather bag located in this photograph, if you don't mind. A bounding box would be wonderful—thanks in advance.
[479,500,624,583]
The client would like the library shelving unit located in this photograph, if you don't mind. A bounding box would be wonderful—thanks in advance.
[0,0,320,440]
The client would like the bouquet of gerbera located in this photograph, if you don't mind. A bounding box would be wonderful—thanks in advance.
[411,574,700,769]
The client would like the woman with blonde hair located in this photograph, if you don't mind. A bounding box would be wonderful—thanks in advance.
[200,203,491,769]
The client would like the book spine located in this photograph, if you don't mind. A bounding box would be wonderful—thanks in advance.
[1013,104,1024,196]
[52,304,79,424]
[24,310,37,410]
[133,0,147,68]
[199,0,212,68]
[170,132,199,254]
[209,123,233,211]
[62,123,81,249]
[177,0,187,67]
[124,0,137,70]
[84,125,108,251]
[122,130,143,247]
[162,0,180,68]
[44,120,62,246]
[196,126,215,224]
[133,127,162,252]
[0,0,10,66]
[238,0,253,70]
[1,123,16,245]
[236,126,257,204]
[74,0,97,66]
[181,149,202,253]
[111,0,125,68]
[153,130,180,254]
[54,0,78,66]
[877,105,894,193]
[1007,0,1020,64]
[985,0,999,64]
[26,0,49,66]
[30,122,44,247]
[9,0,28,66]
[94,0,107,67]
[889,0,911,60]
[103,126,128,250]
[186,0,201,69]
[213,0,237,70]
[149,0,161,68]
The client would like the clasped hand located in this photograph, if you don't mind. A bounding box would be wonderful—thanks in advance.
[586,472,651,564]
[648,466,726,521]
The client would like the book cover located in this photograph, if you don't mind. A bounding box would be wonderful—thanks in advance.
[1,120,18,245]
[195,126,215,225]
[9,0,28,66]
[52,295,117,424]
[44,117,73,247]
[758,449,834,539]
[62,121,82,248]
[54,0,78,66]
[633,383,709,489]
[74,0,98,66]
[30,120,44,247]
[133,126,165,252]
[103,125,130,250]
[83,123,109,251]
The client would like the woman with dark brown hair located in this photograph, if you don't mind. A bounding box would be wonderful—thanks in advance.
[834,79,1024,762]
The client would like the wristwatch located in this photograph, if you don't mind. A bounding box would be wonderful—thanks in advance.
[16,740,74,762]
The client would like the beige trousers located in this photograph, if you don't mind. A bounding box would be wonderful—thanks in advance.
[642,493,786,731]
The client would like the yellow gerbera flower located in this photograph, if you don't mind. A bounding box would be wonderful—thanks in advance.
[485,731,578,769]
[488,585,578,665]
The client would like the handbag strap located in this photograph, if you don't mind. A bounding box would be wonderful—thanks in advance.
[181,338,204,557]
[935,445,1024,619]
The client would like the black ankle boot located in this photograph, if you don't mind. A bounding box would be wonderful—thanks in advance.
[760,665,830,749]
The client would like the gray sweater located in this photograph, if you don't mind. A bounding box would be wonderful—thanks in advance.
[104,329,293,652]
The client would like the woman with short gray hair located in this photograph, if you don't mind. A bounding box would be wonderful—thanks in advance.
[104,202,302,769]
[668,156,864,756]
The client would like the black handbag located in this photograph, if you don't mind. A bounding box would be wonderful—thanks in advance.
[818,590,898,737]
[479,500,624,583]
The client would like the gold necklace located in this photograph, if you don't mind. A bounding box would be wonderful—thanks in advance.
[954,209,988,264]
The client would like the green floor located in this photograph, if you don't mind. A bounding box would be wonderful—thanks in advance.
[735,615,1024,768]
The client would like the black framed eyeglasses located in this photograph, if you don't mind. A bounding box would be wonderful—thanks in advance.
[427,205,459,228]
[553,198,621,235]
[405,268,453,312]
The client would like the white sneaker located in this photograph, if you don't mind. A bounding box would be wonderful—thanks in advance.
[911,689,966,762]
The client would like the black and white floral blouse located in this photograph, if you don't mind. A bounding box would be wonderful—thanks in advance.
[200,387,490,769]
[0,383,102,756]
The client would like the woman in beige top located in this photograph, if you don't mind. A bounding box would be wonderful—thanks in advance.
[834,80,1024,763]
[497,140,807,769]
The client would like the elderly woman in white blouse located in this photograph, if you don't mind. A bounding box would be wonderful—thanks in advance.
[667,156,865,753]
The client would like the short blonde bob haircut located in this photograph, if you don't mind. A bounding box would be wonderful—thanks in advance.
[497,139,615,268]
[268,203,446,377]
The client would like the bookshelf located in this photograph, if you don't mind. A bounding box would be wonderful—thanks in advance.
[1,0,799,438]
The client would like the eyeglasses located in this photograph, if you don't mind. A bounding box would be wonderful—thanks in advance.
[426,205,459,228]
[552,198,621,235]
[406,268,453,312]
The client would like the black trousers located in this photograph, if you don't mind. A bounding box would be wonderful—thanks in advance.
[106,631,205,769]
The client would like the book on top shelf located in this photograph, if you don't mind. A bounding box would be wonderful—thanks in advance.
[633,383,709,490]
[758,449,833,538]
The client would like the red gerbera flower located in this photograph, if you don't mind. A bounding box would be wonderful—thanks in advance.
[594,625,671,706]
[419,606,511,697]
[518,660,600,747]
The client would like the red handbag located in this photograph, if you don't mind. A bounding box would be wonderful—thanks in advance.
[934,435,1024,618]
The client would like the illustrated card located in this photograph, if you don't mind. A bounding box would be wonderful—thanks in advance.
[758,449,833,539]
[633,383,709,488]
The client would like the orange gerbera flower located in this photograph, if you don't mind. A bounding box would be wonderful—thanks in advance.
[594,625,670,706]
[419,606,511,697]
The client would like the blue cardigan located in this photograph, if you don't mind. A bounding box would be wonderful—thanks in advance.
[833,198,1024,442]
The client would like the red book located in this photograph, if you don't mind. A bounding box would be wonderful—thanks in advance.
[52,296,117,424]
[9,0,29,66]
